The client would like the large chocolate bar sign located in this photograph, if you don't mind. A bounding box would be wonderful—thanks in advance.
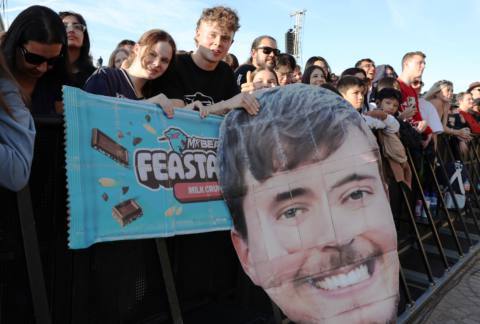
[134,126,222,203]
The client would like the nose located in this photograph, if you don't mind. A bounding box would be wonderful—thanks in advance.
[65,25,75,33]
[213,35,222,46]
[322,238,355,253]
[36,62,48,73]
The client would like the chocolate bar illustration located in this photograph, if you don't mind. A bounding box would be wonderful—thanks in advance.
[112,199,143,226]
[91,128,129,166]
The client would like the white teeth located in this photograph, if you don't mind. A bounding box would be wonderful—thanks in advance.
[314,264,370,291]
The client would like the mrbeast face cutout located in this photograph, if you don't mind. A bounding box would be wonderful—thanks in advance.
[218,84,399,324]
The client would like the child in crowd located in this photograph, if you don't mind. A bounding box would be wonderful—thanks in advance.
[337,76,399,133]
[274,53,296,86]
[375,88,423,152]
[301,65,327,87]
[240,67,278,93]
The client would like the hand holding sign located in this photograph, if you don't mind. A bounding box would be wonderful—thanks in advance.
[147,93,175,118]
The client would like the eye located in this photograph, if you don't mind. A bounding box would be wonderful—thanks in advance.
[277,207,306,220]
[340,187,373,205]
[349,190,364,200]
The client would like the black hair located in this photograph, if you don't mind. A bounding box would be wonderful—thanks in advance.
[305,56,332,82]
[2,5,70,86]
[321,83,342,96]
[218,84,377,239]
[224,52,239,71]
[59,11,94,70]
[301,65,326,84]
[337,75,365,95]
[275,53,296,71]
[305,56,331,73]
[376,88,402,104]
[341,67,366,79]
[354,58,375,68]
[116,39,136,48]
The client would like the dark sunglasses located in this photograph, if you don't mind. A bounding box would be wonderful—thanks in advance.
[412,80,424,87]
[20,46,62,66]
[257,46,280,56]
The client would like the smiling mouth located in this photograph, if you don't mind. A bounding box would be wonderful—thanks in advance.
[306,258,375,291]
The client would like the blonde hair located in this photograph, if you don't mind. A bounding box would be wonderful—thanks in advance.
[196,6,240,33]
[424,80,453,101]
[401,51,426,69]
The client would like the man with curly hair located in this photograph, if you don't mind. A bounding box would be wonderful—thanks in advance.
[151,6,258,115]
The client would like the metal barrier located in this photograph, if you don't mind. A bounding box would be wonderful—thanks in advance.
[2,118,480,323]
[397,135,480,323]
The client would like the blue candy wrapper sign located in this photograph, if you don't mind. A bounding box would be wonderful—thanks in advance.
[64,86,231,249]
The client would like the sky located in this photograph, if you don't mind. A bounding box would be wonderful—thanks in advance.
[3,0,480,92]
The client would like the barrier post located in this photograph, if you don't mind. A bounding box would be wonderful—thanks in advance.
[16,186,52,324]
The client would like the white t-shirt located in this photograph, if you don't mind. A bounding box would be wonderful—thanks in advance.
[419,98,444,134]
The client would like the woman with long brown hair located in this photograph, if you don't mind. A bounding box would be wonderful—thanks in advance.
[84,29,181,117]
[1,5,70,115]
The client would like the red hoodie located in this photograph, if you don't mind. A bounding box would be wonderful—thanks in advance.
[459,110,480,134]
[397,78,432,135]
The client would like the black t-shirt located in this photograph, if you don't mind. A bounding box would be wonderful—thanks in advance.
[84,67,137,99]
[447,112,467,130]
[233,64,255,87]
[151,53,239,105]
[31,76,63,115]
[72,64,96,89]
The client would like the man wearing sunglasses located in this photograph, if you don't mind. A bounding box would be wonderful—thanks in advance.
[234,35,279,86]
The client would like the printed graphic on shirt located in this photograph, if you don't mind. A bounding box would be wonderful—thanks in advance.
[184,92,214,106]
[401,96,416,111]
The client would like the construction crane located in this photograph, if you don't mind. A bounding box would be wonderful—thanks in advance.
[285,9,306,65]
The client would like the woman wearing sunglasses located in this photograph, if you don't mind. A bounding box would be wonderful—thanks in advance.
[1,5,70,115]
[59,11,96,88]
[0,50,35,191]
[84,29,180,118]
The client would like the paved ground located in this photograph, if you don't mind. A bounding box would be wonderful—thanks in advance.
[413,250,480,324]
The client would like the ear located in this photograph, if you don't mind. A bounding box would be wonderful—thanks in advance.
[231,229,258,284]
[251,48,257,60]
[132,43,140,55]
[194,29,200,47]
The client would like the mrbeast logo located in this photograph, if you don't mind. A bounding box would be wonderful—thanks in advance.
[134,127,222,203]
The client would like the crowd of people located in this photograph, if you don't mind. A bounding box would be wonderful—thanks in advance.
[1,4,479,205]
[2,4,480,322]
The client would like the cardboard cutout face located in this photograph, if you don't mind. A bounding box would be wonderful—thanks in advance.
[218,84,399,323]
